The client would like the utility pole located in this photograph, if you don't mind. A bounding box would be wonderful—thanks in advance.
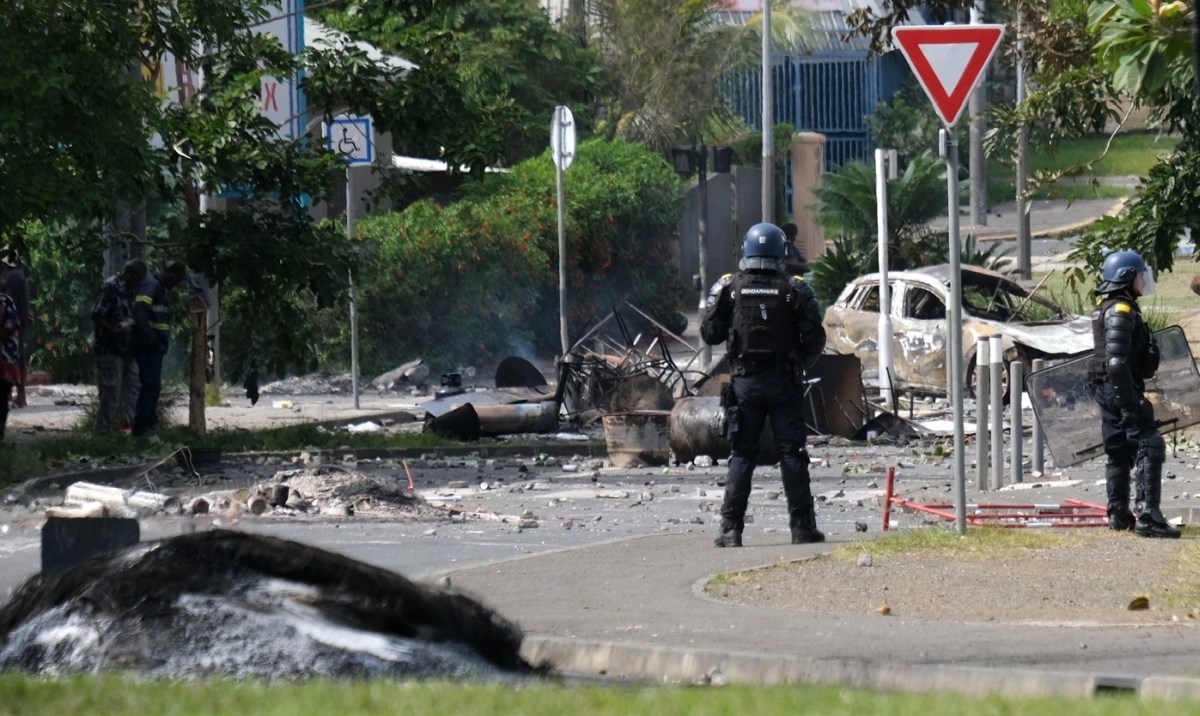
[968,2,988,228]
[761,0,774,224]
[1015,11,1032,279]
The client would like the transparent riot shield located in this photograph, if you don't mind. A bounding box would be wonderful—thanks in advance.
[1025,326,1200,468]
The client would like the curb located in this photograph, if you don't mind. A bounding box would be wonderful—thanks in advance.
[521,636,1199,700]
[952,197,1129,244]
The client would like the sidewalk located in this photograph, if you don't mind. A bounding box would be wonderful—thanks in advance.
[926,196,1127,242]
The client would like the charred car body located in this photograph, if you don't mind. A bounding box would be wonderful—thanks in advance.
[823,265,1093,397]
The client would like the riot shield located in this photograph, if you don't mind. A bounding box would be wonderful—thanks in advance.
[1025,326,1200,468]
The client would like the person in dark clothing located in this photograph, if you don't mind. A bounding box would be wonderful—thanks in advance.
[781,222,808,276]
[0,259,20,439]
[130,260,186,437]
[1087,249,1179,539]
[701,223,826,548]
[91,259,146,434]
[1,249,30,408]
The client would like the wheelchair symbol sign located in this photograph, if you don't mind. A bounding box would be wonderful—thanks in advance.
[326,116,373,165]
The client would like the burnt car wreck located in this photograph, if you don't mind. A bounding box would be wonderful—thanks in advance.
[822,265,1093,397]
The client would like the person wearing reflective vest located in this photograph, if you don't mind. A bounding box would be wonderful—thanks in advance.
[1087,249,1179,538]
[701,223,826,548]
[130,260,186,437]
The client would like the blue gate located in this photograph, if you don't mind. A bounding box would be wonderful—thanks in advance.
[724,51,884,170]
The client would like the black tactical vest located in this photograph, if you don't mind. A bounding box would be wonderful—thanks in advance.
[1089,295,1155,385]
[729,272,796,363]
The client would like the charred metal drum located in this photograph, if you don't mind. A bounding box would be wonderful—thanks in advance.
[602,411,671,468]
[668,396,778,466]
[1025,326,1200,468]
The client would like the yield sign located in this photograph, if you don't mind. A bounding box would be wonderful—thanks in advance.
[892,24,1005,127]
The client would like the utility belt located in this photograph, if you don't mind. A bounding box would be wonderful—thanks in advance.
[731,356,789,377]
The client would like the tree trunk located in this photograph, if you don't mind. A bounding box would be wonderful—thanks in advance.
[189,309,207,434]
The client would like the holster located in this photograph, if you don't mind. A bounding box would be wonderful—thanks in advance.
[720,382,737,439]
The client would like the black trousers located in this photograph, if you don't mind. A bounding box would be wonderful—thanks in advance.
[1092,382,1165,506]
[719,366,815,532]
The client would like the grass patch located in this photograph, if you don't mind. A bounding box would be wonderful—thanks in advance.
[1032,266,1195,326]
[0,674,1158,715]
[831,525,1084,561]
[1027,133,1180,177]
[0,423,471,490]
[985,132,1179,205]
[986,177,1131,206]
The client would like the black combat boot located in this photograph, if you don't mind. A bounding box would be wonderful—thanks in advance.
[1134,460,1181,539]
[1104,464,1135,531]
[714,519,743,548]
[790,512,825,544]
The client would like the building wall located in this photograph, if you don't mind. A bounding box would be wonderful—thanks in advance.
[676,165,763,296]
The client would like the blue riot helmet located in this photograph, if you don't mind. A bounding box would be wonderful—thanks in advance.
[742,223,786,258]
[1097,249,1155,296]
[740,223,786,271]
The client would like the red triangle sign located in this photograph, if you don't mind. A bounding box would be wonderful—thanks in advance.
[891,25,1005,127]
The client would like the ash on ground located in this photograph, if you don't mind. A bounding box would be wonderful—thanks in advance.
[0,530,542,681]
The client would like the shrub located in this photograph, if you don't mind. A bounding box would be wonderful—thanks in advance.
[349,139,687,372]
[12,219,104,383]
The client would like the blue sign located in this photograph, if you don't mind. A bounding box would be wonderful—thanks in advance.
[326,116,373,165]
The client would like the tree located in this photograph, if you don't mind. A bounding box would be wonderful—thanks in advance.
[583,0,812,153]
[0,0,159,234]
[312,0,604,173]
[0,1,380,433]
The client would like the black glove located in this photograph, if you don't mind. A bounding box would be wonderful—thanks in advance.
[1145,340,1161,377]
[1119,398,1152,428]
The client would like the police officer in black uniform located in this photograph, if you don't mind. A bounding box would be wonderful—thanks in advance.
[701,222,826,548]
[1088,249,1179,538]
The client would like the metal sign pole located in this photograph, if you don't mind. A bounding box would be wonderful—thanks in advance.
[698,145,711,368]
[943,129,966,535]
[556,119,569,357]
[551,106,575,357]
[875,148,893,406]
[347,165,360,410]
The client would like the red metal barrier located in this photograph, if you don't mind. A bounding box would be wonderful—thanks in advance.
[882,468,1107,531]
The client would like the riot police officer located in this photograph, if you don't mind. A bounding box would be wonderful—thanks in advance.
[1088,249,1179,538]
[701,222,826,547]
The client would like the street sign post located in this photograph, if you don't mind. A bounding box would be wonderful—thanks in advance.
[551,106,576,356]
[892,23,1004,535]
[325,114,374,409]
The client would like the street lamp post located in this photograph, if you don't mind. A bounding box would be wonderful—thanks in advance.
[673,144,733,369]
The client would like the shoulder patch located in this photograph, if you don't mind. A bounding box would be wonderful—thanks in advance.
[1114,302,1132,314]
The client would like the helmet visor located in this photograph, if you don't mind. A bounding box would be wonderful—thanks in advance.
[1137,269,1156,296]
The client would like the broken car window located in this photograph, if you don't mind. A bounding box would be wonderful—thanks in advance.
[906,287,945,320]
[960,272,1070,323]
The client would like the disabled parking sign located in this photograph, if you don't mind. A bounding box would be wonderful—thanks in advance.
[326,115,373,165]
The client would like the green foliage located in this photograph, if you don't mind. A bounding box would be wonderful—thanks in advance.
[186,202,358,381]
[15,220,106,383]
[347,139,686,371]
[588,0,765,153]
[1090,0,1193,110]
[865,80,967,166]
[314,0,604,171]
[1069,141,1200,279]
[808,153,945,303]
[0,1,160,234]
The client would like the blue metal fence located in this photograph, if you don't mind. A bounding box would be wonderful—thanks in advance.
[724,51,882,170]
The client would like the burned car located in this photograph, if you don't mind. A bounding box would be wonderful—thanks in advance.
[822,265,1093,397]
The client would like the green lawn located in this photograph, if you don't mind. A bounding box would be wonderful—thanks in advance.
[987,132,1179,205]
[0,675,1170,716]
